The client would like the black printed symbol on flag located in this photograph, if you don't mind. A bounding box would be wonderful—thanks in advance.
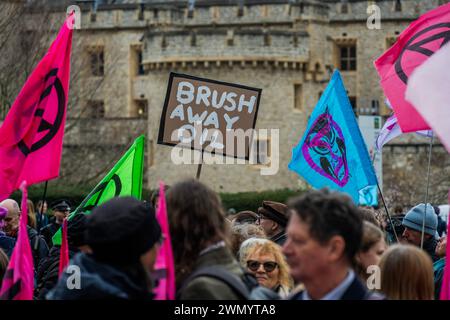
[18,68,66,156]
[79,174,123,212]
[395,23,450,84]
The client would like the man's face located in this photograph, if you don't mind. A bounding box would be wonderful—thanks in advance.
[256,215,275,237]
[282,212,333,284]
[54,209,69,224]
[402,227,423,246]
[0,200,20,236]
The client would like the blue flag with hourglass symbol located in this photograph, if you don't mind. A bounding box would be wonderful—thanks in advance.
[288,70,378,205]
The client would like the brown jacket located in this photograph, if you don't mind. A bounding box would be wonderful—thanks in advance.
[178,244,246,300]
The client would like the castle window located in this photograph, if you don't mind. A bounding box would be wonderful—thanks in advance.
[88,48,104,76]
[394,0,402,12]
[190,33,197,47]
[226,30,234,46]
[339,44,356,71]
[87,100,105,118]
[135,100,148,118]
[138,3,144,20]
[341,2,349,14]
[371,99,380,115]
[294,84,303,111]
[264,33,271,46]
[153,9,159,18]
[161,35,167,49]
[237,0,244,17]
[131,46,145,76]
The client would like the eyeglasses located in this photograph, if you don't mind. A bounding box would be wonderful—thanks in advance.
[246,260,278,273]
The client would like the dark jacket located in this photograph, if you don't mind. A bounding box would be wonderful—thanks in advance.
[35,246,77,300]
[289,276,384,300]
[434,257,445,300]
[27,226,49,268]
[0,233,16,257]
[270,231,287,246]
[40,220,60,249]
[178,245,246,300]
[46,252,151,300]
[36,212,49,233]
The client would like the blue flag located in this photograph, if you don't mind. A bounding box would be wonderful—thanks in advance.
[288,70,378,205]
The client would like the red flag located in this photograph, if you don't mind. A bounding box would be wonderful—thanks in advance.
[58,218,69,277]
[0,14,74,200]
[153,181,175,300]
[0,182,34,300]
[439,190,450,300]
[374,3,450,133]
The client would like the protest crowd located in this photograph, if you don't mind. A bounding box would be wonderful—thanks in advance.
[0,179,447,300]
[0,2,450,302]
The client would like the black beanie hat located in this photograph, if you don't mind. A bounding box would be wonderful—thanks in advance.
[67,213,87,248]
[85,197,161,266]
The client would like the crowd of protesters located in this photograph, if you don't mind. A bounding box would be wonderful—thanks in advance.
[0,178,447,300]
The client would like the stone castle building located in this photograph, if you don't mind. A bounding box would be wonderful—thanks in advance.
[8,0,450,200]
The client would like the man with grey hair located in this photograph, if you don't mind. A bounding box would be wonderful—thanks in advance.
[0,199,48,267]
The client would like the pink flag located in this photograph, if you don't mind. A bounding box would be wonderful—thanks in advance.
[152,181,175,300]
[58,218,69,277]
[0,181,34,300]
[440,190,450,300]
[0,14,74,200]
[374,3,450,133]
[405,41,450,154]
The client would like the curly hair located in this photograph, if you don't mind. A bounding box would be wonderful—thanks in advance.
[167,179,229,287]
[238,238,293,295]
[287,188,363,262]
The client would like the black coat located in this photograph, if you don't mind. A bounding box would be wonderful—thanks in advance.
[0,234,16,257]
[270,231,287,246]
[40,220,60,249]
[35,246,77,300]
[46,253,151,300]
[27,226,49,268]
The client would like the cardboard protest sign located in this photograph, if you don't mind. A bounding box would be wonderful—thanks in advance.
[158,73,261,160]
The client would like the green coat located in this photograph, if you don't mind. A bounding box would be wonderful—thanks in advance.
[178,245,245,300]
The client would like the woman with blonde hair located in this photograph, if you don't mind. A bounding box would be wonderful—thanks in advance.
[379,244,434,300]
[239,238,293,298]
[27,199,37,230]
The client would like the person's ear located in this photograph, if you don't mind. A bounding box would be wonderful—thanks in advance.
[271,221,279,231]
[326,235,346,262]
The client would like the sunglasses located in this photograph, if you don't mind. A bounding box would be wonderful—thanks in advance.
[246,260,278,273]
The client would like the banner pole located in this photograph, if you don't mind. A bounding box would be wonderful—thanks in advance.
[372,151,399,243]
[420,134,434,249]
[196,150,204,180]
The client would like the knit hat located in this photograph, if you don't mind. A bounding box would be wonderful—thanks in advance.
[402,203,438,236]
[67,213,88,248]
[258,200,288,227]
[85,197,162,265]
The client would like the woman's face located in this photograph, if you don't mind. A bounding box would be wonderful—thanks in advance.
[246,251,280,290]
[357,238,387,272]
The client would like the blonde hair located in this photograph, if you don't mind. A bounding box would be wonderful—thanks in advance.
[239,238,293,294]
[379,244,434,300]
[27,199,36,229]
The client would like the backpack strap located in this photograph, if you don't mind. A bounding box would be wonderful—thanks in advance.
[178,266,250,300]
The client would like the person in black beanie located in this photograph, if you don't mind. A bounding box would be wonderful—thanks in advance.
[47,197,162,300]
[35,213,88,299]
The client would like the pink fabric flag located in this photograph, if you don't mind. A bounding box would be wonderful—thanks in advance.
[58,218,69,277]
[405,41,450,154]
[0,14,74,200]
[374,3,450,133]
[439,190,450,300]
[0,181,34,300]
[152,181,175,300]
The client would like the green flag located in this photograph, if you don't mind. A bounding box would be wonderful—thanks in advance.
[52,135,145,245]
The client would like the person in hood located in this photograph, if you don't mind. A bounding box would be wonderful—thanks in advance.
[47,197,162,300]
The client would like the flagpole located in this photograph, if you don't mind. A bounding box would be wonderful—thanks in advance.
[196,150,204,180]
[420,134,434,249]
[38,181,48,234]
[372,151,399,243]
